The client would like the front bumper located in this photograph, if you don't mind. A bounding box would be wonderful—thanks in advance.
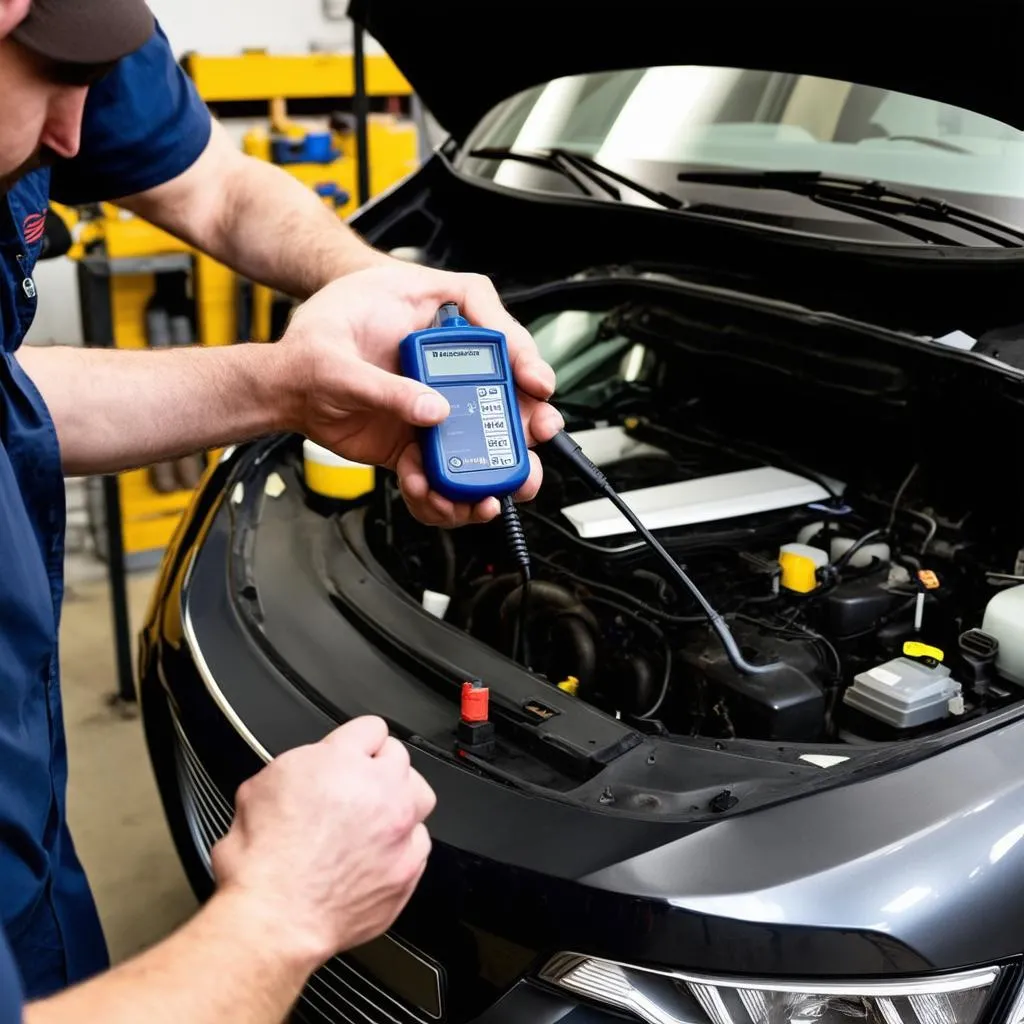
[162,687,619,1024]
[137,439,1024,1024]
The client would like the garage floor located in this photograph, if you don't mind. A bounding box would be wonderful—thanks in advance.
[61,559,198,966]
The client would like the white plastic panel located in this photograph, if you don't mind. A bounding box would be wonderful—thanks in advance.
[566,425,668,466]
[560,466,834,539]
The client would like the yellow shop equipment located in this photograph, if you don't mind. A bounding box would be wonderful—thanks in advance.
[72,48,418,569]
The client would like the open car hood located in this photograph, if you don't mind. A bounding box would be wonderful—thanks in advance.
[348,0,1024,143]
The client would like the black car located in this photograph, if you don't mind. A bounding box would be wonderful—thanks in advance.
[139,5,1024,1023]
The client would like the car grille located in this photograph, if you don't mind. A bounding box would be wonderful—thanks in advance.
[170,705,440,1024]
[172,712,234,874]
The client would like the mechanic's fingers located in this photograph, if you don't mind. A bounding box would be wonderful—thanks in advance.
[426,490,469,528]
[471,497,501,523]
[512,350,556,402]
[343,362,450,426]
[407,822,433,867]
[396,444,429,501]
[377,736,412,774]
[522,396,564,445]
[397,446,454,525]
[325,715,390,756]
[398,485,457,529]
[397,824,432,897]
[512,451,543,505]
[396,444,475,528]
[409,770,437,821]
[399,853,430,910]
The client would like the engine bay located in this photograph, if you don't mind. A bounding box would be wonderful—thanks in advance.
[360,296,1024,748]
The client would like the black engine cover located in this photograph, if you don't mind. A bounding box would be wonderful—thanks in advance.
[681,624,826,741]
[824,571,900,639]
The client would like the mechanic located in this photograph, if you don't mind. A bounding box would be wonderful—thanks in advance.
[0,0,562,1019]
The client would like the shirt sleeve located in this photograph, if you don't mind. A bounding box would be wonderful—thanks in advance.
[49,22,213,205]
[0,927,24,1023]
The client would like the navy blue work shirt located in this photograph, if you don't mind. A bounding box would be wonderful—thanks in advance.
[0,22,211,1009]
[0,933,22,1024]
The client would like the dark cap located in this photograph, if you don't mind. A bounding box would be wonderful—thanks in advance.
[12,0,155,67]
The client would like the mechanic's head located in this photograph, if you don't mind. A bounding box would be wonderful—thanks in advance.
[0,0,154,192]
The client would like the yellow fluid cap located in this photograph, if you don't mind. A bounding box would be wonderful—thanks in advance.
[557,676,579,696]
[302,439,375,500]
[904,641,944,662]
[779,551,819,593]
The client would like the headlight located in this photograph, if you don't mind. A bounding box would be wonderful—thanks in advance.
[539,954,1001,1024]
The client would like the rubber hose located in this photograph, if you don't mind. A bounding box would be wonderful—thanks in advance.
[500,581,600,682]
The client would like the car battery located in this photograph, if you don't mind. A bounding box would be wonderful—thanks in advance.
[843,656,963,729]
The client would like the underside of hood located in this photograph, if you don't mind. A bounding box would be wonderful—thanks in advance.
[348,1,1024,143]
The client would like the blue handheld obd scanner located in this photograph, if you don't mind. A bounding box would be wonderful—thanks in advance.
[399,303,531,503]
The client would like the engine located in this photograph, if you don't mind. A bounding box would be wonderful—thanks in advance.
[365,417,1024,746]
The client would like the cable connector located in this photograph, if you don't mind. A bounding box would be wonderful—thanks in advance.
[432,301,469,329]
[544,428,609,491]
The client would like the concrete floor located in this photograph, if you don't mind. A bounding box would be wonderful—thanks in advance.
[61,559,198,966]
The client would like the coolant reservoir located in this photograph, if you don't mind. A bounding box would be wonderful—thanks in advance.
[797,522,826,546]
[779,543,828,593]
[302,439,375,501]
[829,535,891,568]
[982,585,1024,685]
[796,523,891,568]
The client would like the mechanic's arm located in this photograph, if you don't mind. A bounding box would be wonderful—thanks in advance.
[24,890,313,1024]
[17,263,562,526]
[16,339,285,475]
[27,717,435,1024]
[115,120,390,299]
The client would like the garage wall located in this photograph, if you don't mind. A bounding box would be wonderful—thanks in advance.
[146,0,381,59]
[24,1,382,350]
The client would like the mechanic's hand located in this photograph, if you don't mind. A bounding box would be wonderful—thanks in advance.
[274,261,563,527]
[210,716,436,970]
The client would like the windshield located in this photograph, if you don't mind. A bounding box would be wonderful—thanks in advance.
[458,66,1024,244]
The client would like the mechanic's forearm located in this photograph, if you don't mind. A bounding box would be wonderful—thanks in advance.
[25,890,315,1024]
[116,122,392,299]
[16,342,294,476]
[208,156,392,297]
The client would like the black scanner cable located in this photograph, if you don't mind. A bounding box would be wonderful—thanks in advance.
[542,428,780,678]
[500,494,532,668]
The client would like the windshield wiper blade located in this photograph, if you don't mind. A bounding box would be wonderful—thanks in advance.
[467,146,684,210]
[675,168,1024,247]
[546,148,685,210]
[467,146,608,200]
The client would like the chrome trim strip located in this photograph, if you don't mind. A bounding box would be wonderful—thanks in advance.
[180,556,272,764]
[297,989,350,1022]
[174,738,213,873]
[542,953,1000,997]
[171,709,232,874]
[311,969,408,1024]
[1003,974,1024,1024]
[321,945,442,1023]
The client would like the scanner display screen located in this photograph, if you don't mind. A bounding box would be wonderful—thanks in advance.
[424,343,496,379]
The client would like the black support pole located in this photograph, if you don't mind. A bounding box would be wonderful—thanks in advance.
[353,21,371,207]
[102,472,136,705]
[78,258,137,709]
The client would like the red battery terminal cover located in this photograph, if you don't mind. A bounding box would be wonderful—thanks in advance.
[457,679,495,757]
[461,680,490,722]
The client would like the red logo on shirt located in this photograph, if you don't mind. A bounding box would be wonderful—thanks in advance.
[22,212,46,245]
